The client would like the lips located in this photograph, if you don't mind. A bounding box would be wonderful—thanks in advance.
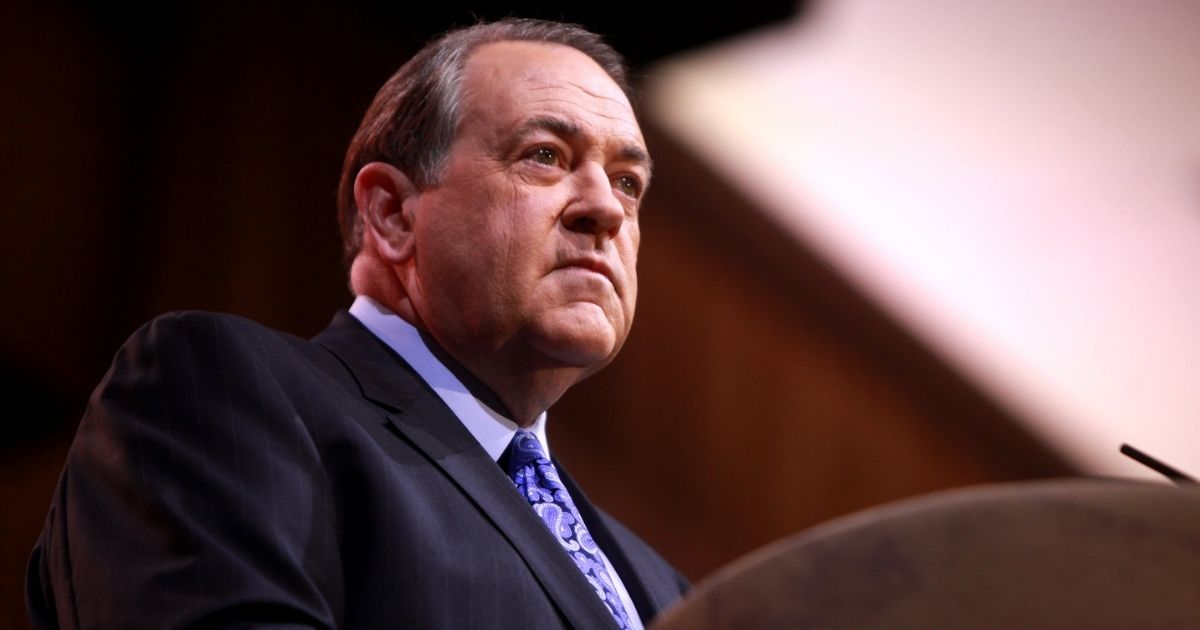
[555,255,618,291]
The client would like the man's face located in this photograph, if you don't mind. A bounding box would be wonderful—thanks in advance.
[403,40,649,378]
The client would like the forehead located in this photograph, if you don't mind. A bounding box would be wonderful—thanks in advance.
[459,40,644,146]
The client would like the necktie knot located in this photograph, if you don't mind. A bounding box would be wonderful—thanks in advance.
[507,429,548,477]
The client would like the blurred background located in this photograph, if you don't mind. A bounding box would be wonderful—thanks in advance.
[4,0,1198,625]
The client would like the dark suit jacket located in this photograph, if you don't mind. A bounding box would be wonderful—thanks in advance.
[27,311,687,629]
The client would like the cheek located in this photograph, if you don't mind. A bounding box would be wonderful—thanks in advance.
[621,227,640,275]
[618,233,639,314]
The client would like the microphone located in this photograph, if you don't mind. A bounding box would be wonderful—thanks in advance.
[1120,443,1197,485]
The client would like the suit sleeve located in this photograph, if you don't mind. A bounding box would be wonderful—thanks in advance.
[29,313,344,629]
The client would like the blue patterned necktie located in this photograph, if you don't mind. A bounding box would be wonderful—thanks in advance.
[506,430,633,629]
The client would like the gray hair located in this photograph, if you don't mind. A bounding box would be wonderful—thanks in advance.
[336,18,632,266]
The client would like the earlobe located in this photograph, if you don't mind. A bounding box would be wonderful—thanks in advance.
[354,161,420,263]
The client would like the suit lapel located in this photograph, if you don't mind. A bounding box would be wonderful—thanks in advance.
[315,312,618,630]
[556,460,669,622]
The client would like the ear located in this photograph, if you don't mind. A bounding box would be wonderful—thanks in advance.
[354,161,420,264]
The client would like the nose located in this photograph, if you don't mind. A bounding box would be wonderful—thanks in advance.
[561,163,625,240]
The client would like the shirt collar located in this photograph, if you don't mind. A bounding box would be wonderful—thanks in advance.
[348,295,549,461]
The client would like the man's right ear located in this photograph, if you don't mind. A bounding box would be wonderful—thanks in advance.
[354,162,420,263]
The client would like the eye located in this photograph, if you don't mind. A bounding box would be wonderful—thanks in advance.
[526,146,560,167]
[613,174,643,199]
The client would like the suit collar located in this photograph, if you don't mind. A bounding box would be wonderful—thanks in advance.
[314,310,422,412]
[315,310,621,629]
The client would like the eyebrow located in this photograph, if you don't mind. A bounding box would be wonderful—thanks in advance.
[512,116,654,177]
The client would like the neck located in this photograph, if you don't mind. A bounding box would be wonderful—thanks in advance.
[415,328,524,422]
[397,303,576,426]
[438,336,586,427]
[352,256,587,426]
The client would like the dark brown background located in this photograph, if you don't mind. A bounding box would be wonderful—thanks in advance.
[1,2,1073,626]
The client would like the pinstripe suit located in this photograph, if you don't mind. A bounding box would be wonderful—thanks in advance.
[27,310,687,629]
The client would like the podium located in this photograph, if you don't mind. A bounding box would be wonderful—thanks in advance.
[653,479,1200,629]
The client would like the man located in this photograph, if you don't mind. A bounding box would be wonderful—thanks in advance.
[27,19,687,629]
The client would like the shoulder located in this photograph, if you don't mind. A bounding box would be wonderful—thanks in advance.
[114,310,334,378]
[93,310,360,432]
[36,311,355,627]
[128,310,306,353]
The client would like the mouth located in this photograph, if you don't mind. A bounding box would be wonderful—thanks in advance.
[556,256,617,290]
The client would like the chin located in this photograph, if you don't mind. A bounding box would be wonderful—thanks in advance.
[524,307,625,370]
[531,330,619,369]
